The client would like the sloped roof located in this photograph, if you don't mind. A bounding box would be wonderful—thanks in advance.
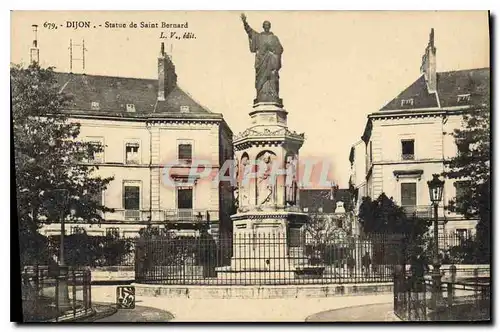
[435,68,490,108]
[55,72,213,116]
[299,188,353,213]
[380,68,490,111]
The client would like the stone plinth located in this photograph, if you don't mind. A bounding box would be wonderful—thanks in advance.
[229,211,308,273]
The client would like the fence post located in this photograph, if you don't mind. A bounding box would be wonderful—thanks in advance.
[474,268,479,311]
[54,271,59,321]
[447,282,453,320]
[88,269,92,310]
[83,270,88,315]
[72,268,77,318]
[450,264,456,299]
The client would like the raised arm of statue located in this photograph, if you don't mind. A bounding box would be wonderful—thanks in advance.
[241,13,257,40]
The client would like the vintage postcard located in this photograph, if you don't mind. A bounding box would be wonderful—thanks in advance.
[11,10,490,322]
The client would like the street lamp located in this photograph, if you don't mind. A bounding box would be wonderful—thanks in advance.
[53,189,76,311]
[427,174,445,309]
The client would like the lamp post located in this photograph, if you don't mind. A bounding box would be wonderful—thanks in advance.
[427,174,445,309]
[53,189,76,311]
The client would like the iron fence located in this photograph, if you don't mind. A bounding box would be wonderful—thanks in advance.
[47,234,135,268]
[21,265,92,322]
[135,233,403,285]
[394,268,490,321]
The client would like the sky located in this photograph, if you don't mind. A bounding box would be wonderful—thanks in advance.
[10,11,490,187]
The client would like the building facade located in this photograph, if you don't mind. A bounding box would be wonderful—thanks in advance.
[353,29,489,237]
[40,43,234,239]
[348,140,367,216]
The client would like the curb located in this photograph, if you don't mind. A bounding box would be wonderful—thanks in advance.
[74,303,118,322]
[305,302,399,322]
[133,282,393,299]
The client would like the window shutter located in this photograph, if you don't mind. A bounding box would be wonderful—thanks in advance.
[401,183,417,207]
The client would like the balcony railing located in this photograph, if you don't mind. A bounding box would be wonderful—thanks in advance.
[401,154,415,160]
[402,205,432,219]
[123,210,150,221]
[163,209,218,223]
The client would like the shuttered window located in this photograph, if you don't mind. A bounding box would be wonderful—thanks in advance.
[177,188,193,209]
[178,144,192,161]
[401,183,417,207]
[123,185,140,210]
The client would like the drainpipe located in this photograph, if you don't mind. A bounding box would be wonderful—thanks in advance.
[146,123,153,224]
[441,114,447,237]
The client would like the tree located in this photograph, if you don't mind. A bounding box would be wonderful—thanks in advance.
[358,193,431,264]
[304,213,352,266]
[12,63,114,266]
[444,95,491,262]
[358,193,430,236]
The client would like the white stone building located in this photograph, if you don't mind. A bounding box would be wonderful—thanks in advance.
[40,43,234,239]
[348,140,367,216]
[351,29,489,237]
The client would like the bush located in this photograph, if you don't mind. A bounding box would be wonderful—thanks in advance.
[49,232,134,267]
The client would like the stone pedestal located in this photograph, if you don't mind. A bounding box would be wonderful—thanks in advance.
[226,96,306,280]
[230,211,307,273]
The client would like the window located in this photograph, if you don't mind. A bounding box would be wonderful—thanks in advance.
[106,227,120,238]
[337,219,343,228]
[178,143,192,163]
[401,182,417,208]
[401,98,414,107]
[455,228,468,240]
[318,207,323,213]
[177,188,193,210]
[457,94,471,103]
[456,141,469,157]
[289,228,301,247]
[454,180,469,207]
[180,105,190,113]
[126,104,136,112]
[123,184,140,211]
[125,142,140,164]
[89,189,103,206]
[401,139,415,160]
[91,101,100,110]
[86,138,104,163]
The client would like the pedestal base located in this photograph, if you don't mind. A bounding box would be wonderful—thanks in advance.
[228,211,308,273]
[57,265,71,311]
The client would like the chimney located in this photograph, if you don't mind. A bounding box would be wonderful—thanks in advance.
[157,42,177,101]
[420,28,437,93]
[30,24,39,64]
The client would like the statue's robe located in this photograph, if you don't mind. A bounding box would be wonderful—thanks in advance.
[244,24,284,102]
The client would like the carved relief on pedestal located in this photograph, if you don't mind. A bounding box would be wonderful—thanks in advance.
[285,153,298,206]
[239,152,252,211]
[255,150,277,209]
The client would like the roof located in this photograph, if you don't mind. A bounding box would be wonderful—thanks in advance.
[299,188,353,213]
[55,72,216,117]
[380,68,490,111]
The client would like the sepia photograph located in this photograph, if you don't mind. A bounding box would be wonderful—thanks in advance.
[10,10,491,323]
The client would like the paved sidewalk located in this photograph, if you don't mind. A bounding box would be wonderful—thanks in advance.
[90,285,394,322]
[95,306,174,322]
[306,302,400,322]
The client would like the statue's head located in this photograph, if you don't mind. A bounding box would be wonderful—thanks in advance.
[262,20,271,32]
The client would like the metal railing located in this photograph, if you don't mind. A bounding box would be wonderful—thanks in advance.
[104,209,219,223]
[21,266,92,322]
[402,154,415,160]
[135,233,403,285]
[402,205,432,219]
[394,268,490,321]
[163,209,218,223]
